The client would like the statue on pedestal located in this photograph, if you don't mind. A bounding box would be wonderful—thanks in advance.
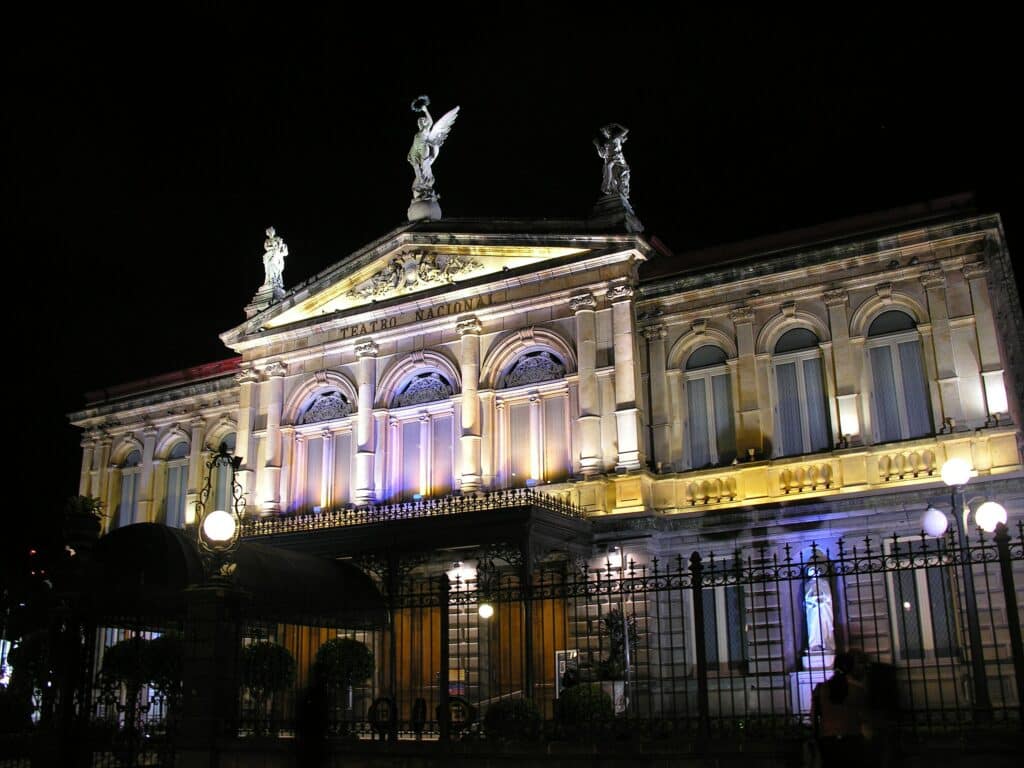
[261,227,287,293]
[593,123,631,199]
[804,564,835,658]
[407,95,460,221]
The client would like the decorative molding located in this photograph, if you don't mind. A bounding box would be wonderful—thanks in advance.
[263,360,287,378]
[502,352,566,388]
[823,288,848,308]
[692,318,708,335]
[354,339,379,358]
[962,261,990,280]
[392,372,454,408]
[642,324,668,342]
[569,292,598,312]
[919,269,946,290]
[730,306,755,325]
[875,282,893,303]
[606,280,635,302]
[780,301,797,318]
[298,390,354,424]
[456,315,483,336]
[235,367,261,385]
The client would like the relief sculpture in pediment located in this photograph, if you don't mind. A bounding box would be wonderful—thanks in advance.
[347,251,483,300]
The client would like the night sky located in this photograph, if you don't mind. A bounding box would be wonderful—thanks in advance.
[8,8,1020,559]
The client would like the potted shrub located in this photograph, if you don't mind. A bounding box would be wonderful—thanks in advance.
[555,684,613,739]
[313,638,374,729]
[240,642,296,737]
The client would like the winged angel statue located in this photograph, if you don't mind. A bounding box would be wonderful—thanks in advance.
[407,95,460,202]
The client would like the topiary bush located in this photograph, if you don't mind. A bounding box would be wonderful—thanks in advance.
[240,642,296,736]
[483,698,541,742]
[313,638,374,692]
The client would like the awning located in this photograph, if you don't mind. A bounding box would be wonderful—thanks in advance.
[88,523,387,628]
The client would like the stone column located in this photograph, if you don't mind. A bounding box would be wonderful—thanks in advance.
[185,418,206,525]
[387,417,401,502]
[608,280,644,471]
[643,324,670,470]
[321,428,335,509]
[529,394,543,483]
[495,398,507,487]
[479,391,495,489]
[79,436,95,497]
[964,261,1010,420]
[136,426,158,524]
[730,306,761,456]
[92,433,111,506]
[572,292,602,477]
[921,268,964,430]
[419,413,431,495]
[457,316,483,493]
[824,289,861,445]
[260,361,287,514]
[234,367,262,507]
[354,339,379,505]
[373,412,388,501]
[279,426,295,514]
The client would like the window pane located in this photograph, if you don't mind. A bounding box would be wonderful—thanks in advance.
[898,341,932,438]
[119,473,137,528]
[401,421,421,500]
[725,585,746,666]
[544,397,569,482]
[305,437,323,510]
[802,357,831,452]
[870,346,902,442]
[775,362,803,456]
[431,415,453,496]
[332,433,352,506]
[925,566,958,658]
[166,464,187,528]
[894,570,924,660]
[687,378,710,468]
[701,589,719,666]
[712,374,735,464]
[510,403,531,483]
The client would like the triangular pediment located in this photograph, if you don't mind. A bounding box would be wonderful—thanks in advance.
[262,240,589,330]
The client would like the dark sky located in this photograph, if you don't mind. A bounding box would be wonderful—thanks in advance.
[8,8,1020,545]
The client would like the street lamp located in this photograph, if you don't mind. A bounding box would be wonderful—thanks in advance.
[920,457,1004,720]
[195,445,245,581]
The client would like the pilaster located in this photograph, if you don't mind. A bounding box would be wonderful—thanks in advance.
[608,280,644,470]
[354,339,378,505]
[730,305,762,456]
[643,324,670,470]
[963,261,1010,419]
[457,316,483,493]
[234,367,261,508]
[260,361,287,515]
[921,269,964,429]
[823,289,862,444]
[136,425,158,524]
[571,292,602,477]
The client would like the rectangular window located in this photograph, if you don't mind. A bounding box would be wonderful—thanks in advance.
[888,542,959,660]
[165,463,188,528]
[431,415,453,496]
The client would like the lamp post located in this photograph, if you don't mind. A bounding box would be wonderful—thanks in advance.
[921,458,1006,721]
[195,445,246,581]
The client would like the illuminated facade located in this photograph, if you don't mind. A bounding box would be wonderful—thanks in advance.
[70,208,1024,540]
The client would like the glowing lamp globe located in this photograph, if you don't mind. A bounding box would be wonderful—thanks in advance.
[974,501,1007,533]
[202,509,236,543]
[941,458,971,488]
[478,602,495,619]
[921,506,949,538]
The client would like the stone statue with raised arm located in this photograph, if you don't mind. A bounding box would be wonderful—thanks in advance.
[407,95,460,221]
[594,123,631,199]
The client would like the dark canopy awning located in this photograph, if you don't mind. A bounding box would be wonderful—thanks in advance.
[88,523,386,628]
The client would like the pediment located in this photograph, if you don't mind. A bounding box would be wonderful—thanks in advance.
[262,241,588,330]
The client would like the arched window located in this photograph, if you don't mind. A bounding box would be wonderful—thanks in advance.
[298,390,353,424]
[162,442,189,528]
[391,372,454,408]
[866,310,932,442]
[387,372,456,502]
[212,433,237,511]
[684,346,735,469]
[772,329,831,456]
[498,351,566,388]
[117,450,142,528]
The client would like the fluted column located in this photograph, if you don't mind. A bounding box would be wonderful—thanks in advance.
[354,339,379,505]
[730,305,761,457]
[185,418,205,525]
[963,261,1010,420]
[643,324,670,470]
[279,426,295,513]
[457,316,483,493]
[136,426,158,523]
[572,292,602,476]
[261,361,287,514]
[921,269,964,429]
[234,366,262,507]
[608,280,645,470]
[79,436,96,497]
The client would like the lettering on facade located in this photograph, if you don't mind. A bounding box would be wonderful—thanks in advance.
[415,294,492,322]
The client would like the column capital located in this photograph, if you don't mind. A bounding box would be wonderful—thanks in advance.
[354,338,379,358]
[187,415,206,430]
[418,412,431,423]
[963,261,990,280]
[729,306,755,325]
[920,268,946,290]
[321,428,333,441]
[263,360,288,378]
[823,288,848,308]
[569,292,598,312]
[691,318,708,335]
[606,279,635,303]
[642,324,668,342]
[456,315,483,336]
[875,282,893,302]
[141,424,159,440]
[235,366,261,385]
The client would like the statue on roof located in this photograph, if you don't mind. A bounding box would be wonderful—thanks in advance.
[594,123,631,199]
[262,227,287,292]
[407,95,460,221]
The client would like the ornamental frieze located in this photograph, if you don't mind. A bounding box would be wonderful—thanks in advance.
[347,250,483,300]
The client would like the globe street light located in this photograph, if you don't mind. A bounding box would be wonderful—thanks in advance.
[195,445,245,581]
[921,457,993,719]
